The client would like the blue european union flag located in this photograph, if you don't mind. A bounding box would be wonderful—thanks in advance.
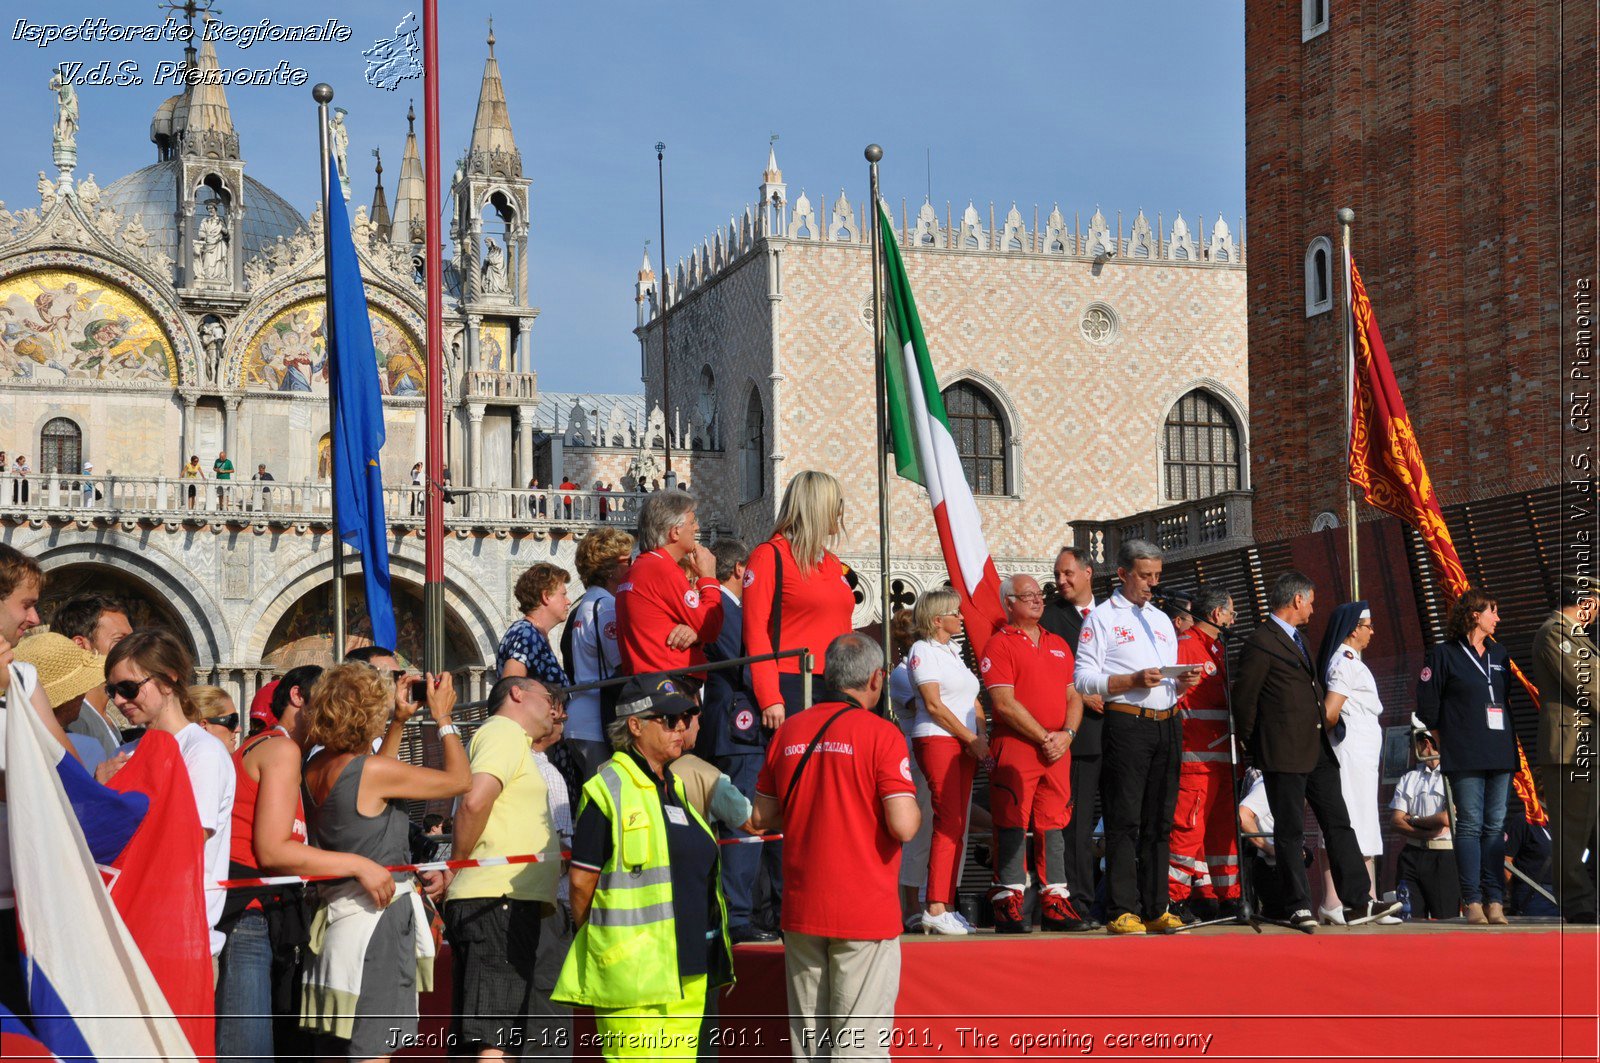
[325,156,398,650]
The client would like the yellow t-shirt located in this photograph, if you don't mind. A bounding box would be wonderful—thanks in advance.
[446,715,561,903]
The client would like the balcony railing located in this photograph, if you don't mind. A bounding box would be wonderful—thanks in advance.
[465,370,538,400]
[1070,490,1253,566]
[0,472,641,529]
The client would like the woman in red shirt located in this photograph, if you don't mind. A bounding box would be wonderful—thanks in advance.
[743,470,857,725]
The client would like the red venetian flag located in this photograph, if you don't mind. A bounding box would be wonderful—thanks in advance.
[1346,255,1547,825]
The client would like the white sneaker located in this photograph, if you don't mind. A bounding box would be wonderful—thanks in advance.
[1376,914,1403,925]
[1318,906,1347,926]
[903,912,923,933]
[921,909,970,935]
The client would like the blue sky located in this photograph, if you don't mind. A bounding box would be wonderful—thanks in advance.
[2,0,1245,393]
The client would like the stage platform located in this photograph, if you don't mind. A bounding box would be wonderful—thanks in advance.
[413,923,1597,1061]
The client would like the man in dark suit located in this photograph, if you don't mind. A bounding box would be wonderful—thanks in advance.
[1039,545,1103,928]
[702,537,782,942]
[1233,571,1398,931]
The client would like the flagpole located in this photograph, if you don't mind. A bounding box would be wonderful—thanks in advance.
[422,0,445,677]
[315,82,347,663]
[867,143,891,674]
[1338,206,1358,601]
[656,141,673,479]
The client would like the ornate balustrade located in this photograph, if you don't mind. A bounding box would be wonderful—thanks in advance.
[464,370,538,400]
[0,472,641,531]
[1070,490,1253,566]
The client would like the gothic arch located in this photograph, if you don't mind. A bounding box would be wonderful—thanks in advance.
[1157,383,1249,501]
[21,529,230,667]
[936,369,1023,496]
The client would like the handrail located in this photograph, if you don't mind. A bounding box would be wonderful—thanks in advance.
[0,471,643,527]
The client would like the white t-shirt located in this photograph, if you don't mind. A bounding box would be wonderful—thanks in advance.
[906,638,980,739]
[174,722,236,956]
[887,662,916,730]
[1239,771,1276,864]
[565,586,621,742]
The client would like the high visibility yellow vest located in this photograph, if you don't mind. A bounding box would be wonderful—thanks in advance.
[552,752,733,1008]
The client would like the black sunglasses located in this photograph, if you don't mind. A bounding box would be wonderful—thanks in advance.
[647,709,701,730]
[105,675,157,701]
[206,712,241,731]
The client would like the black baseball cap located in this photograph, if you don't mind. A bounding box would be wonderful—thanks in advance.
[615,673,697,719]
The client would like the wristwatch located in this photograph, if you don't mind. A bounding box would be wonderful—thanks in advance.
[1063,727,1077,740]
[437,723,460,738]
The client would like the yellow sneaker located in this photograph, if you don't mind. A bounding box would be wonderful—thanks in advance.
[1107,913,1147,935]
[1144,911,1185,933]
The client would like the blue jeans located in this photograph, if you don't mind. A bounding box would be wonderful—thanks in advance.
[215,909,274,1063]
[1446,770,1511,905]
[715,751,783,931]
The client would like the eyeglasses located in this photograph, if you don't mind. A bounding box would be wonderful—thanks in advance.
[206,712,241,730]
[646,709,700,730]
[105,675,157,701]
[1006,593,1045,603]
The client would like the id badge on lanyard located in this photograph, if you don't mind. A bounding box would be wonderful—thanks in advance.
[1460,643,1504,730]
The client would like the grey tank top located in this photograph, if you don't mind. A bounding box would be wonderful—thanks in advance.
[304,755,412,880]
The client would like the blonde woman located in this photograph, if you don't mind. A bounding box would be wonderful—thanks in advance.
[906,590,988,934]
[743,471,856,725]
[562,527,635,775]
[299,665,469,1060]
[191,684,241,751]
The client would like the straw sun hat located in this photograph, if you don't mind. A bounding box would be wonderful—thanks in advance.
[14,632,108,710]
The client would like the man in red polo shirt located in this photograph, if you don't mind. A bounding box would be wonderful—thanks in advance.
[753,632,920,1059]
[983,573,1084,933]
[615,491,722,675]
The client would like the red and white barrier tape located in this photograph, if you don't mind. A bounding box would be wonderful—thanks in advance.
[214,833,783,890]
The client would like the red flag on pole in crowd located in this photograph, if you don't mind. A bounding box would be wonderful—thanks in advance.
[1345,255,1547,825]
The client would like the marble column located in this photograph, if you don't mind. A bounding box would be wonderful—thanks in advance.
[180,394,198,465]
[516,405,534,488]
[467,406,485,488]
[223,396,241,460]
[516,318,533,375]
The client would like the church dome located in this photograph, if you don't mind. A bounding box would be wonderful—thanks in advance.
[101,161,307,266]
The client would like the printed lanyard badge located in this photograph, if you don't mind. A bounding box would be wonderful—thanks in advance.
[1459,643,1504,730]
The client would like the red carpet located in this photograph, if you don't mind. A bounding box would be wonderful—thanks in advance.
[415,926,1598,1061]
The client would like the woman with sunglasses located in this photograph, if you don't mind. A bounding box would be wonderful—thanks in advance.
[192,685,241,751]
[554,673,733,1060]
[104,630,237,971]
[299,664,468,1061]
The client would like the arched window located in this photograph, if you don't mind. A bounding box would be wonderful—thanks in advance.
[1305,236,1333,316]
[1163,390,1242,501]
[39,417,82,475]
[741,388,764,503]
[941,381,1008,496]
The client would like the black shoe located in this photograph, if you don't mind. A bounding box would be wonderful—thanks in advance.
[1215,899,1243,921]
[1288,909,1317,934]
[1171,900,1200,926]
[730,925,779,944]
[1344,899,1403,927]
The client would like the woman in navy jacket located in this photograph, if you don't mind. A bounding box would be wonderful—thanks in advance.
[1416,588,1517,924]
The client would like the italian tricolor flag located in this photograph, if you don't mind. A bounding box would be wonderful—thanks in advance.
[878,202,1008,657]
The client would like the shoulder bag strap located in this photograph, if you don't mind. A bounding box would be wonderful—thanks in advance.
[782,707,852,813]
[766,540,785,655]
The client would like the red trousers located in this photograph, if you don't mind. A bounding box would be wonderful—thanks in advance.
[1167,766,1240,901]
[913,736,977,905]
[989,734,1071,832]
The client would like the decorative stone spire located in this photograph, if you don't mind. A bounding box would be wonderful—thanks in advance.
[758,137,786,235]
[391,102,426,246]
[763,142,782,184]
[369,147,392,241]
[466,19,520,175]
[180,25,238,159]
